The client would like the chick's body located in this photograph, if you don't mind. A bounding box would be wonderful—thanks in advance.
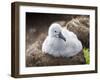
[42,23,82,57]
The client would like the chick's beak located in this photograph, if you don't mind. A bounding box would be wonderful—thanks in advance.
[59,32,66,41]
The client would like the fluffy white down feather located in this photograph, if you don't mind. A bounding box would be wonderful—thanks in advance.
[42,23,82,57]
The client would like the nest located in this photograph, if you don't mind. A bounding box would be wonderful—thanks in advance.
[26,33,86,67]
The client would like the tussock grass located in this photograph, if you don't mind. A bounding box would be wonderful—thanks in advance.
[83,48,90,64]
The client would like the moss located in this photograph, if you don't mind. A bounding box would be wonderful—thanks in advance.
[83,48,90,64]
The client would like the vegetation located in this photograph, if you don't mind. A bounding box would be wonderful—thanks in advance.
[83,48,90,64]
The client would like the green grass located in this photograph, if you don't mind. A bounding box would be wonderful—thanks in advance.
[83,48,90,64]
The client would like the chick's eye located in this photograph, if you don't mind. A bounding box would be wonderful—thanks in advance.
[55,31,57,32]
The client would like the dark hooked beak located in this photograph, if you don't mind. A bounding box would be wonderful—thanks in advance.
[59,32,66,41]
